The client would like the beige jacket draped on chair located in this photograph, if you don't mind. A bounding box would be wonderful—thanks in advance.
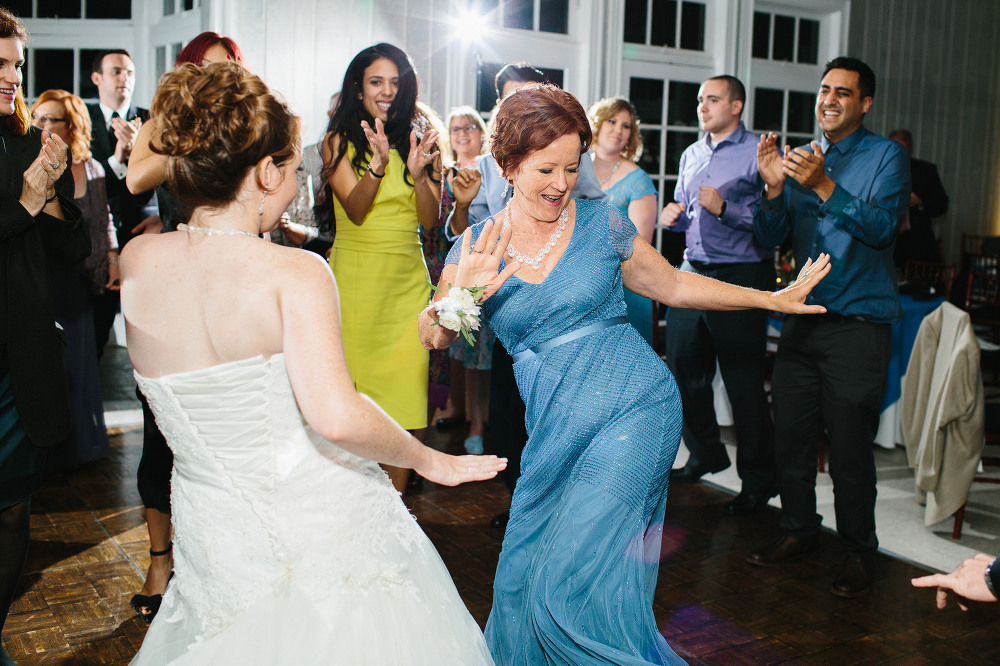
[902,302,984,525]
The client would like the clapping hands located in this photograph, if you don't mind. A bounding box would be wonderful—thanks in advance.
[405,128,440,179]
[19,131,68,216]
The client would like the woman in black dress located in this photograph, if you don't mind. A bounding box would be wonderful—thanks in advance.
[0,9,90,664]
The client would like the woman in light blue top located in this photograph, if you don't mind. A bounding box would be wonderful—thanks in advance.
[588,97,658,345]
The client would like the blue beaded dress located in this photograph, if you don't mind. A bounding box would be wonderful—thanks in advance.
[445,199,686,665]
[604,168,659,347]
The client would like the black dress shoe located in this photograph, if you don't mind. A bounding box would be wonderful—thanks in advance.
[746,535,820,568]
[723,493,772,516]
[670,462,730,484]
[490,510,509,529]
[831,554,873,598]
[435,416,469,430]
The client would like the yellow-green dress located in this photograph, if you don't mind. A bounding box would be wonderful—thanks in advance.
[330,146,430,429]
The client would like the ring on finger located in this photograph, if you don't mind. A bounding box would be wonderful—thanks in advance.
[421,151,431,158]
[471,248,484,254]
[49,161,59,168]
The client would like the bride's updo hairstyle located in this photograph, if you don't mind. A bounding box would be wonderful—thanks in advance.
[490,83,592,181]
[150,61,300,213]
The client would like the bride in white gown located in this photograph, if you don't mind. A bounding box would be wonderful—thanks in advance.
[120,62,504,665]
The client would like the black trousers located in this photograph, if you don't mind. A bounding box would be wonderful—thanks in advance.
[771,315,890,554]
[93,289,119,361]
[663,260,776,497]
[136,387,173,513]
[488,341,527,495]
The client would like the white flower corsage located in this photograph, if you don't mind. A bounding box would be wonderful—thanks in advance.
[428,283,485,345]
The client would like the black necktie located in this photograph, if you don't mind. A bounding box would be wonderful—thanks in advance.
[109,110,120,148]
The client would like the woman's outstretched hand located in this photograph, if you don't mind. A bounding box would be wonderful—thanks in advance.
[453,217,521,301]
[360,118,391,174]
[415,450,508,487]
[406,128,440,178]
[769,253,832,314]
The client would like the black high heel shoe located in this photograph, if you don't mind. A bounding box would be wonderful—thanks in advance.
[130,543,173,624]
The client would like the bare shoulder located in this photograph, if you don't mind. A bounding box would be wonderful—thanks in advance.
[119,232,172,276]
[272,245,337,293]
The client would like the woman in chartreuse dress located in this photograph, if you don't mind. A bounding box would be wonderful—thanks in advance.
[323,43,441,491]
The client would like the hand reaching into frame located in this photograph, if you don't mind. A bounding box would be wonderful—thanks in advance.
[405,128,440,180]
[768,253,832,315]
[360,117,391,175]
[911,554,998,610]
[453,217,521,301]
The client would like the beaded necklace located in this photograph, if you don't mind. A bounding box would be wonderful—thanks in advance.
[178,223,258,238]
[502,204,569,271]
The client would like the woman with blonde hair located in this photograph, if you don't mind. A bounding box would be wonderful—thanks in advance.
[29,89,117,472]
[588,96,659,346]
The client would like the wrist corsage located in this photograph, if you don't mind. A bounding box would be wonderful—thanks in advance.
[428,283,485,344]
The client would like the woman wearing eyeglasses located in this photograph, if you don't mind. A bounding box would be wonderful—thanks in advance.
[28,90,117,473]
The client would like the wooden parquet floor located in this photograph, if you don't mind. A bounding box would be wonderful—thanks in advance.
[3,425,998,665]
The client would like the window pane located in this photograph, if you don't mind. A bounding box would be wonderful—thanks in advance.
[171,43,184,66]
[476,62,502,112]
[79,49,104,99]
[538,67,563,89]
[5,1,31,19]
[772,15,795,62]
[155,46,167,81]
[164,0,174,16]
[786,134,814,148]
[503,0,533,30]
[88,0,130,18]
[679,2,705,51]
[665,131,697,175]
[629,77,664,127]
[33,49,75,98]
[638,129,661,175]
[753,88,784,132]
[667,81,700,127]
[539,0,569,34]
[183,0,195,10]
[651,0,677,48]
[623,0,647,44]
[786,91,815,134]
[37,0,80,18]
[752,12,770,59]
[798,18,820,64]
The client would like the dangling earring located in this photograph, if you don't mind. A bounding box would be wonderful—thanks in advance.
[258,192,267,216]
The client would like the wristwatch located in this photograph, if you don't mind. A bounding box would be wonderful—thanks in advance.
[986,556,999,600]
[716,200,727,219]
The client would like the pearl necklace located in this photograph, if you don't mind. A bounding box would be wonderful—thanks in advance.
[503,205,569,271]
[178,223,258,238]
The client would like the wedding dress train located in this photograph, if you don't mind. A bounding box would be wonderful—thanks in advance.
[130,353,493,665]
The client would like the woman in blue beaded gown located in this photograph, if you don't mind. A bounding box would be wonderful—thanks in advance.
[588,96,658,346]
[419,84,831,665]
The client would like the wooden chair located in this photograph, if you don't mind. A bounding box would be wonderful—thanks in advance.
[903,260,955,301]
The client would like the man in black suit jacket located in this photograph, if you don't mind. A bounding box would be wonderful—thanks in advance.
[86,49,157,357]
[890,129,950,266]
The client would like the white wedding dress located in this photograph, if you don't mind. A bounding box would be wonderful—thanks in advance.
[129,353,494,665]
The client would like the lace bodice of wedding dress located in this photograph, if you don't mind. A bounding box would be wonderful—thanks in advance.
[129,354,493,665]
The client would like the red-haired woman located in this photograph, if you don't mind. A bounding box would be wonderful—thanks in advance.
[419,84,831,664]
[123,31,248,624]
[30,89,117,472]
[0,9,90,662]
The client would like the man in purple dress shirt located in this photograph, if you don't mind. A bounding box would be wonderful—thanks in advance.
[660,75,776,516]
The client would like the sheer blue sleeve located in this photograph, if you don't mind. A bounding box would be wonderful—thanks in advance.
[604,200,639,261]
[629,170,657,201]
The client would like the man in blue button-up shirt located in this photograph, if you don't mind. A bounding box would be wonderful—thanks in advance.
[747,58,910,599]
[660,75,777,518]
